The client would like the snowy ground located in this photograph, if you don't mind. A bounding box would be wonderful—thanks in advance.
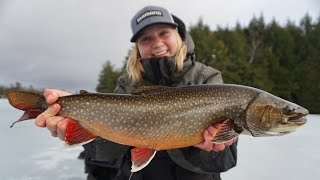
[223,114,320,180]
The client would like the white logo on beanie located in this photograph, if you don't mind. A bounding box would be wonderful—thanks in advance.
[136,10,163,24]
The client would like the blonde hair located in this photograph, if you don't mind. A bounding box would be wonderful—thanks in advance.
[127,29,187,83]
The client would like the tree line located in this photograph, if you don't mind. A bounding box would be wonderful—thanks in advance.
[189,14,320,113]
[0,82,41,98]
[2,14,319,113]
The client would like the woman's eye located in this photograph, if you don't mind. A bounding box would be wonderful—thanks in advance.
[160,30,169,37]
[140,36,151,43]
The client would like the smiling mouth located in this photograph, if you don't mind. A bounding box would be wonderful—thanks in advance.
[152,50,168,57]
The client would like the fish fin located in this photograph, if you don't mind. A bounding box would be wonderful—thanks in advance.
[65,119,96,146]
[10,109,42,128]
[130,147,157,172]
[211,119,239,144]
[79,90,89,95]
[5,90,47,127]
[131,86,169,95]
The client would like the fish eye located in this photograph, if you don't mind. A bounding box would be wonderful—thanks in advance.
[283,106,296,115]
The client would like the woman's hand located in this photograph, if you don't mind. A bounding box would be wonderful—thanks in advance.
[194,123,238,152]
[35,89,72,141]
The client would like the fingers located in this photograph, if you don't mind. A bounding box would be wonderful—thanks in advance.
[46,116,65,136]
[35,103,64,139]
[203,129,213,142]
[51,131,58,137]
[37,114,68,141]
[212,143,225,152]
[49,117,67,140]
[44,89,71,104]
[34,103,65,139]
[204,128,226,152]
[44,89,59,104]
[206,126,218,138]
[34,89,70,141]
[195,123,239,152]
[57,118,68,141]
[195,129,225,152]
[35,104,61,127]
[195,131,215,151]
[224,140,234,147]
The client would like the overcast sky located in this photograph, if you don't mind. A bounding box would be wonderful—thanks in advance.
[1,0,319,92]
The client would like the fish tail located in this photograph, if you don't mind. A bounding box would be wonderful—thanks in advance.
[5,90,48,127]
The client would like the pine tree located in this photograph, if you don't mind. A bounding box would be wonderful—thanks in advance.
[189,18,216,65]
[96,61,121,93]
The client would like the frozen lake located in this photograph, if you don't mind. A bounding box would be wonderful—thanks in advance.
[1,99,319,180]
[0,99,85,180]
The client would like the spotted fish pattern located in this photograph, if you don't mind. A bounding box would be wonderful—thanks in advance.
[55,85,252,149]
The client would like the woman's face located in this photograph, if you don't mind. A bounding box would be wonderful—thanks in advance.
[136,24,179,59]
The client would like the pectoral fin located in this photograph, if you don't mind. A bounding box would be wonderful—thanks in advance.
[211,119,239,144]
[131,147,157,172]
[65,119,96,146]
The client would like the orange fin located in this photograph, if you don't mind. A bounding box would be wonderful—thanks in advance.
[10,109,42,128]
[65,119,96,146]
[131,147,157,172]
[211,119,239,144]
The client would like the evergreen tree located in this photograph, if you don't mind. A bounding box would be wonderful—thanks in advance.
[264,19,298,100]
[189,18,216,65]
[96,61,121,93]
[295,14,320,113]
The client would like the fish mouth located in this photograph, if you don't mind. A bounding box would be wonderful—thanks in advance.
[280,113,308,126]
[281,106,309,126]
[278,131,292,135]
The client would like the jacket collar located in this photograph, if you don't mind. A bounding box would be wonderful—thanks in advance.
[140,55,194,86]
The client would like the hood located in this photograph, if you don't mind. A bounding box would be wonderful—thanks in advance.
[185,32,195,54]
[139,16,195,86]
[172,14,195,53]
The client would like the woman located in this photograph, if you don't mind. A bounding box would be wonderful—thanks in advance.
[35,5,237,180]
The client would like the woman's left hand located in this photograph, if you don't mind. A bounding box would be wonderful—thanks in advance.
[194,123,238,152]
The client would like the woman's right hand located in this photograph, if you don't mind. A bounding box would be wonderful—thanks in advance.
[35,89,72,141]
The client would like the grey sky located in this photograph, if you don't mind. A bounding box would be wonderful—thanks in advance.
[0,0,319,92]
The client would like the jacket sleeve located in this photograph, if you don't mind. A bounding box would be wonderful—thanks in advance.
[167,64,238,174]
[200,63,224,84]
[83,75,131,161]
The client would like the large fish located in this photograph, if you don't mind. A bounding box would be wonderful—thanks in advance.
[5,84,308,172]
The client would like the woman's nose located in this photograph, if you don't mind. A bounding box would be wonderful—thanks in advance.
[152,36,163,47]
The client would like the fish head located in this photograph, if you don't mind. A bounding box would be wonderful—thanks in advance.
[244,92,308,137]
